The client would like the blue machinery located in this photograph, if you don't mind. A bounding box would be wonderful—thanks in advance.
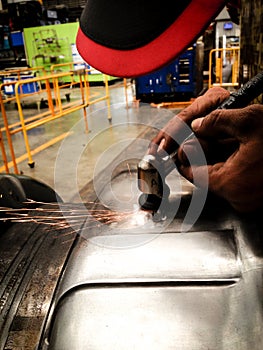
[135,45,202,103]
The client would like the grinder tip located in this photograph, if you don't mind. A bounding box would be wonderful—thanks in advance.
[138,193,162,211]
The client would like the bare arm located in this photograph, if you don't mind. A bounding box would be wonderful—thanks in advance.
[177,104,263,212]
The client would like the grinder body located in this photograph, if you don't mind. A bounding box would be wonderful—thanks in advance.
[137,154,176,198]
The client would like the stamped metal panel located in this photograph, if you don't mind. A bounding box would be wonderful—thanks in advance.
[46,168,263,350]
[46,230,262,350]
[48,274,263,350]
[55,230,240,295]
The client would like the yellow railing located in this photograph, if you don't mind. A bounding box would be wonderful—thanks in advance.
[208,47,240,89]
[0,66,46,100]
[50,61,85,87]
[50,62,111,119]
[0,81,24,174]
[0,66,46,80]
[0,67,111,173]
[0,125,10,173]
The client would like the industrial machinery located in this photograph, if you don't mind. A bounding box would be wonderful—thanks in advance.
[135,44,203,103]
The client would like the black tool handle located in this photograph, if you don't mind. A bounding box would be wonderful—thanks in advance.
[168,71,263,172]
[218,71,263,109]
[182,71,263,139]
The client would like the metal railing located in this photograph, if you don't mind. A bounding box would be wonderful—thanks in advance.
[208,47,240,89]
[0,67,111,173]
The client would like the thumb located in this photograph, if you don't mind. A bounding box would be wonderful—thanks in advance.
[191,109,242,140]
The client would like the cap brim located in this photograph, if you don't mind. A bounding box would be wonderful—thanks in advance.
[77,1,226,78]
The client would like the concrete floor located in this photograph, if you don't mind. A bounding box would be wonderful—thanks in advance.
[1,82,179,202]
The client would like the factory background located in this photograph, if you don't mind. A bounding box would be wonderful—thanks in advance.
[0,0,262,198]
[0,1,263,349]
[0,0,262,78]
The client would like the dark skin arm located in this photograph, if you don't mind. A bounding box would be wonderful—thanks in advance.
[148,87,263,212]
[177,103,263,212]
[148,87,230,155]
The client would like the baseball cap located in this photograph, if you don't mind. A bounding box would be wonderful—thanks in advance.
[77,0,227,77]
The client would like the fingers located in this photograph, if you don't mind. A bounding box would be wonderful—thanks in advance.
[148,116,189,155]
[175,103,263,213]
[147,137,161,155]
[147,87,230,155]
[191,109,239,140]
[191,104,263,140]
[178,157,263,213]
[177,138,239,166]
[148,134,177,155]
[178,87,230,124]
[177,139,206,166]
[178,162,224,192]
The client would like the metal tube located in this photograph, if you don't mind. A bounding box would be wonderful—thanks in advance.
[15,82,34,167]
[103,75,111,121]
[79,72,89,133]
[0,85,19,173]
[0,70,110,168]
[208,47,240,89]
[0,128,9,173]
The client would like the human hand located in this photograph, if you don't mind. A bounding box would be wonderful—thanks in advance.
[148,87,230,155]
[177,104,263,212]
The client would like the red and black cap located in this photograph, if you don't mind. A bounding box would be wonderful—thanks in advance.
[77,0,227,78]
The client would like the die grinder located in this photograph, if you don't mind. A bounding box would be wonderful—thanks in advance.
[137,71,263,211]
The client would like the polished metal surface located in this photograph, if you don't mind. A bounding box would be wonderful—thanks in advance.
[1,94,262,349]
[44,165,263,350]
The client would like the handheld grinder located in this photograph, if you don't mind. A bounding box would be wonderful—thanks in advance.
[138,71,263,211]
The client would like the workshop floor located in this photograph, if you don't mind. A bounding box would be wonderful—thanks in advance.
[1,82,179,202]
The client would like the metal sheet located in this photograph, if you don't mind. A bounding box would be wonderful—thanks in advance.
[55,230,240,295]
[45,168,263,350]
[48,275,263,350]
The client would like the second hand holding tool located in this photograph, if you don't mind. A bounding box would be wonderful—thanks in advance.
[137,71,263,211]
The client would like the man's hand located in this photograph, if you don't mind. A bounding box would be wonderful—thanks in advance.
[148,87,230,155]
[177,104,263,212]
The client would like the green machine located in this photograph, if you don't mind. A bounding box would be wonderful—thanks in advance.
[23,22,117,82]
